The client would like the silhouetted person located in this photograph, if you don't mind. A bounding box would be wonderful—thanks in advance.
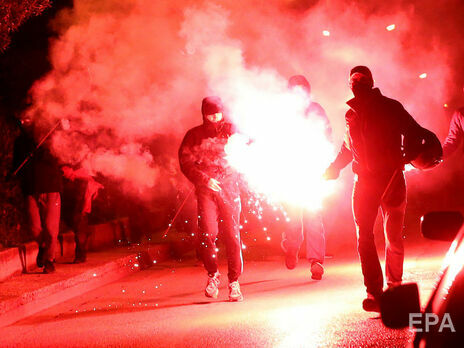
[13,118,63,273]
[62,166,103,263]
[324,66,423,312]
[179,96,243,302]
[281,75,330,280]
[442,87,464,158]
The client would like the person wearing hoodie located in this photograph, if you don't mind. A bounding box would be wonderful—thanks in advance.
[442,87,464,158]
[324,66,424,312]
[178,96,243,302]
[281,75,330,280]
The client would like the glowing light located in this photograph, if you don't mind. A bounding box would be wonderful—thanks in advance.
[386,24,396,31]
[134,263,139,267]
[242,243,247,250]
[263,227,267,231]
[93,273,97,277]
[404,164,416,172]
[322,30,330,36]
[444,104,448,108]
[419,73,427,79]
[266,236,271,241]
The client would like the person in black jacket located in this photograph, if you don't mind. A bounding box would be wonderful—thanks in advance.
[13,117,63,274]
[324,66,423,312]
[178,96,243,302]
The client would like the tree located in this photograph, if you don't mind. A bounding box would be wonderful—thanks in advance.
[0,0,51,52]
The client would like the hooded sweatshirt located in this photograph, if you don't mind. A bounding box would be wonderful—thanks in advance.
[179,97,238,188]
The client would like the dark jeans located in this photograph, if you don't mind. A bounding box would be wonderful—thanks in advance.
[27,192,61,262]
[73,213,89,254]
[352,170,406,297]
[196,186,242,282]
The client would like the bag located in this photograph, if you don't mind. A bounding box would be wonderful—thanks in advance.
[403,127,443,170]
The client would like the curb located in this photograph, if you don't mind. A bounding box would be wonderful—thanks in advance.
[0,243,170,327]
[0,218,132,283]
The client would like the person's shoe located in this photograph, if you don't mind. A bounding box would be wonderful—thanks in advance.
[43,260,56,274]
[310,261,324,280]
[281,240,298,270]
[228,281,243,302]
[362,293,381,312]
[205,271,220,298]
[73,249,87,264]
[36,246,45,268]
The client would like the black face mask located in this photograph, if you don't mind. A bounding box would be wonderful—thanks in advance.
[351,85,373,99]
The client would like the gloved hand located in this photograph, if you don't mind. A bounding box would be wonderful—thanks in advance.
[323,164,340,180]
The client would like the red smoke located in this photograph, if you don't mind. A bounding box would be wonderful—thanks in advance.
[23,0,459,210]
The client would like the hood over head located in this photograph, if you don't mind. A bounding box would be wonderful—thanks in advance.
[201,96,224,121]
[288,75,311,95]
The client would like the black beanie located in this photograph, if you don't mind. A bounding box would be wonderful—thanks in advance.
[201,96,224,116]
[349,66,373,87]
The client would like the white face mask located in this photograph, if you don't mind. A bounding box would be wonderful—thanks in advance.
[206,112,223,123]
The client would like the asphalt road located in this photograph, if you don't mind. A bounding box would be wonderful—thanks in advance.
[0,247,447,348]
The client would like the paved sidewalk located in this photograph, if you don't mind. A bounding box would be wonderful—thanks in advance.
[0,243,170,327]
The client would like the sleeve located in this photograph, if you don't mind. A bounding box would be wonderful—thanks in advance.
[330,137,353,171]
[398,103,423,137]
[178,131,210,186]
[442,110,464,158]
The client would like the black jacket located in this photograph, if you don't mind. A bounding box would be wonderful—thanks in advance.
[13,132,63,195]
[179,118,238,188]
[331,88,422,176]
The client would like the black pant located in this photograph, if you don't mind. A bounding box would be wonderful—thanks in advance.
[196,186,242,282]
[352,170,406,297]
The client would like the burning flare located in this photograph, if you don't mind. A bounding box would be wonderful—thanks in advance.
[224,86,337,212]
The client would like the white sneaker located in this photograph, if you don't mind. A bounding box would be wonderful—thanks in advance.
[205,272,220,298]
[228,281,243,302]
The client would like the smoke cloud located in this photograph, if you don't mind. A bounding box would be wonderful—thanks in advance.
[23,0,463,209]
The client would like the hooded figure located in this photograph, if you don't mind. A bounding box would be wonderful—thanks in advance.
[281,75,331,280]
[178,96,243,302]
[324,66,424,313]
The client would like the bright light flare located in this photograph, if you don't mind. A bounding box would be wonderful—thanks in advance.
[322,30,330,36]
[419,73,427,79]
[404,164,416,172]
[224,85,337,212]
[386,24,396,31]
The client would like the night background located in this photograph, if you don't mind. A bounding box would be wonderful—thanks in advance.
[1,0,464,254]
[0,1,464,346]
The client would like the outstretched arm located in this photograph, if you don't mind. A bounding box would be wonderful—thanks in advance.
[324,133,353,180]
